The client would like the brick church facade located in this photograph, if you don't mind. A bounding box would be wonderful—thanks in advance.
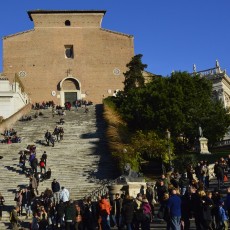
[2,10,134,105]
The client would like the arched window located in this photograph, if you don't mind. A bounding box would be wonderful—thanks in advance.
[65,20,71,26]
[64,45,74,59]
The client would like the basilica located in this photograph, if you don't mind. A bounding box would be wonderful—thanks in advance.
[2,10,134,105]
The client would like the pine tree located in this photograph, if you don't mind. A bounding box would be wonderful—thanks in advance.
[123,54,147,93]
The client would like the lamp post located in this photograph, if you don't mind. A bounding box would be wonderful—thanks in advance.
[166,129,172,170]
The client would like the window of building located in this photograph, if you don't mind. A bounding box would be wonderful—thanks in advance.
[65,45,74,59]
[65,20,71,26]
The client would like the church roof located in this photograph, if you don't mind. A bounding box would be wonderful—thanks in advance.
[27,10,106,21]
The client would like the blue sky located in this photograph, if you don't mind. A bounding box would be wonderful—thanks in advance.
[1,0,230,76]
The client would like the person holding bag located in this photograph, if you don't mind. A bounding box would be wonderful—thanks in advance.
[141,195,152,230]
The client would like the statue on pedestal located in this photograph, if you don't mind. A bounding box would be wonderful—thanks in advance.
[120,163,145,183]
[198,126,210,154]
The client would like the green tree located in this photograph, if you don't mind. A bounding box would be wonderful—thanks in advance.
[130,130,173,163]
[123,54,147,93]
[115,71,230,150]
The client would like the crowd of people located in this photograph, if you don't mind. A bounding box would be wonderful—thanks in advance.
[19,146,51,181]
[150,156,230,230]
[32,102,55,110]
[7,156,230,230]
[0,128,21,144]
[74,100,93,111]
[20,115,32,122]
[44,126,64,147]
[6,102,230,230]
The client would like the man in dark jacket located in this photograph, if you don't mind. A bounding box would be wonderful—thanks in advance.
[84,197,98,230]
[156,180,168,204]
[179,173,189,195]
[215,162,224,189]
[56,200,66,228]
[45,130,51,146]
[41,151,47,165]
[122,195,135,230]
[201,191,214,229]
[65,200,76,230]
[146,183,155,216]
[111,193,123,229]
[22,187,32,218]
[31,157,38,175]
[51,179,60,204]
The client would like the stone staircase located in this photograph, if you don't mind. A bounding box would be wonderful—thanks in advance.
[0,105,230,229]
[0,104,119,229]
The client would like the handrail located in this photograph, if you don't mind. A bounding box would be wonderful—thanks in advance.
[82,175,126,200]
[16,91,28,105]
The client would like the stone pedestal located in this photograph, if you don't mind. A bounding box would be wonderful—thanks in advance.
[107,184,124,195]
[199,137,210,154]
[127,182,146,197]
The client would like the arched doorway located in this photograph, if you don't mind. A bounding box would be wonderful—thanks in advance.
[59,77,81,106]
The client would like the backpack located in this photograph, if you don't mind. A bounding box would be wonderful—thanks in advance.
[40,161,45,167]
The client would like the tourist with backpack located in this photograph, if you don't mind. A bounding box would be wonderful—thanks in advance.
[39,158,46,173]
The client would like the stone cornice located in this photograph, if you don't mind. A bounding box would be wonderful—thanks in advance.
[28,10,106,21]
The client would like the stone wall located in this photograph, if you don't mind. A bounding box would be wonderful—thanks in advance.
[0,103,32,133]
[0,80,29,119]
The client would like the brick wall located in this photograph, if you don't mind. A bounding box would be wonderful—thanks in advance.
[3,12,134,105]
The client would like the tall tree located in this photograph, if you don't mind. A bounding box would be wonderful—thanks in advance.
[123,54,147,93]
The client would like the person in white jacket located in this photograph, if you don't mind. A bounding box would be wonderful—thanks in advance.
[59,186,69,203]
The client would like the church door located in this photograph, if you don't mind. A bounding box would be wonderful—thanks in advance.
[64,92,78,105]
[60,77,81,106]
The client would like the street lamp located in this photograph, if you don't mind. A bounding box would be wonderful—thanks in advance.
[165,129,172,170]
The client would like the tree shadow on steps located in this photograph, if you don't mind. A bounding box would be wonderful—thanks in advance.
[80,104,120,181]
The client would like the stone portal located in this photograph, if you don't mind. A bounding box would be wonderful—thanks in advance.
[59,77,81,106]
